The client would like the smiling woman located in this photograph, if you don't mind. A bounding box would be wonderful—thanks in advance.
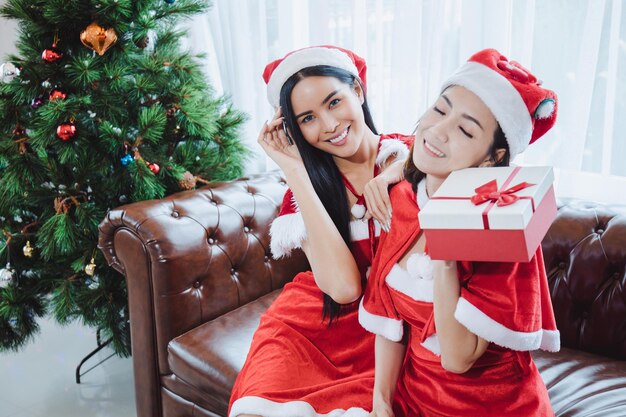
[228,45,413,417]
[362,48,559,417]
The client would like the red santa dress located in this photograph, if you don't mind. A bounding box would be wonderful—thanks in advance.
[228,134,413,417]
[359,179,560,417]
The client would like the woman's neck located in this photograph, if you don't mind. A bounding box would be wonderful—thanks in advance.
[333,130,379,173]
[425,175,446,198]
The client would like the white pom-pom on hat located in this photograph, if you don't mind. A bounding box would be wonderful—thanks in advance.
[534,99,555,120]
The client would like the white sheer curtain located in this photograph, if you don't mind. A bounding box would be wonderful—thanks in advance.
[189,0,626,203]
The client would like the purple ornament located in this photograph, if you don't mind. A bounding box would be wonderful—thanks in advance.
[31,96,45,109]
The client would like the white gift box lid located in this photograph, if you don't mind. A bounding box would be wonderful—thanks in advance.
[418,166,554,230]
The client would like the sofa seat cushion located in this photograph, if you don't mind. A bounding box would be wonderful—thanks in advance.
[168,290,281,410]
[533,348,626,416]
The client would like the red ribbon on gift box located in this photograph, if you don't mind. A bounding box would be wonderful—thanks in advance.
[432,166,536,230]
[471,180,534,207]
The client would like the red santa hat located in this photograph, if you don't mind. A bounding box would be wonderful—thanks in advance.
[441,48,558,157]
[262,45,367,108]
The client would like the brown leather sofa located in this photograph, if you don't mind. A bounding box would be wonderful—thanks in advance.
[98,171,626,417]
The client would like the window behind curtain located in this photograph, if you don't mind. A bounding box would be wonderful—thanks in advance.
[207,0,626,204]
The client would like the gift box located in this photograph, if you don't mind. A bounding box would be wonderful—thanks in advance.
[418,166,557,262]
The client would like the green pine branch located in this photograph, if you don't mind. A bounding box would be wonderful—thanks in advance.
[0,0,248,356]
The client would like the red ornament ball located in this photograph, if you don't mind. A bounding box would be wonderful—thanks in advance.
[148,162,160,174]
[42,48,63,63]
[56,122,76,141]
[49,89,67,101]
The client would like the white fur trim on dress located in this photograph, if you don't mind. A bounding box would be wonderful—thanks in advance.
[358,298,404,342]
[441,61,532,157]
[539,329,561,352]
[349,219,381,241]
[376,138,410,166]
[230,396,369,417]
[267,47,359,107]
[454,297,560,352]
[420,334,441,356]
[385,264,433,302]
[270,212,307,259]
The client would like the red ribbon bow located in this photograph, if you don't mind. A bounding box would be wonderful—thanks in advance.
[471,180,535,207]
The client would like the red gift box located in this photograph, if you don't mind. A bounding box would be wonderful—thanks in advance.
[417,166,557,262]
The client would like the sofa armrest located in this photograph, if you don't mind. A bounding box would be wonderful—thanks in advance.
[97,171,309,414]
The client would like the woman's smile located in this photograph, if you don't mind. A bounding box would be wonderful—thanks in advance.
[423,139,446,158]
[326,126,350,145]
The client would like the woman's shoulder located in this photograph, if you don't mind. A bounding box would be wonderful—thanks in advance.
[389,180,415,202]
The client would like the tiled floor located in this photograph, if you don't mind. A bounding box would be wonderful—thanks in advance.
[0,317,136,417]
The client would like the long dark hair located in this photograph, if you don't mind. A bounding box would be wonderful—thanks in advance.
[404,123,509,193]
[279,65,378,324]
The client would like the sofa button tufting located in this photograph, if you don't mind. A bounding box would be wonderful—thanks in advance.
[171,211,180,218]
[596,228,604,234]
[230,268,236,274]
[264,256,269,262]
[208,238,215,244]
[244,226,250,233]
[193,281,201,288]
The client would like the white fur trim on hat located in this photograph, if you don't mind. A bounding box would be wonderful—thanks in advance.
[441,61,533,157]
[267,47,359,107]
[269,212,307,259]
[375,138,410,166]
[229,396,369,417]
[454,297,560,352]
[358,298,404,342]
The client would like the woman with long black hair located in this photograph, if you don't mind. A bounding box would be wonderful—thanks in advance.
[229,46,413,417]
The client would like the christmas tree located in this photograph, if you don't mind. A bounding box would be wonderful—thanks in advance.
[0,0,248,356]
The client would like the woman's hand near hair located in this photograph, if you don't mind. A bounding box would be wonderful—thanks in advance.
[363,159,405,231]
[258,107,303,174]
[261,109,362,303]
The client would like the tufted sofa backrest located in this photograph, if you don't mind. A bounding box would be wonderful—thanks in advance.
[541,200,626,360]
[99,170,626,378]
[99,172,309,375]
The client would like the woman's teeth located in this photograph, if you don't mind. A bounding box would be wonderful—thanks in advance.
[328,128,349,143]
[425,140,445,157]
